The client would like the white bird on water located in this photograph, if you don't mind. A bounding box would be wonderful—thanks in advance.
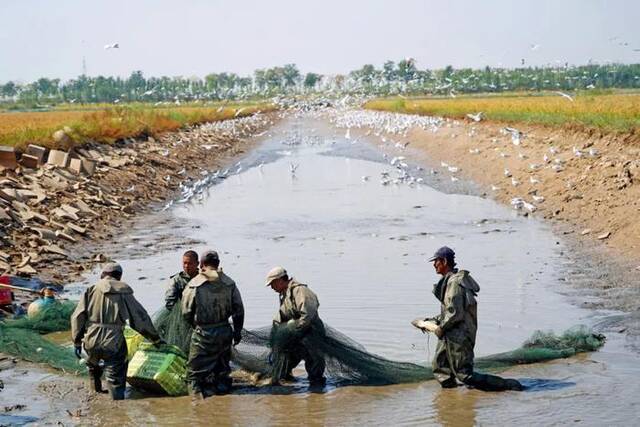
[447,166,459,173]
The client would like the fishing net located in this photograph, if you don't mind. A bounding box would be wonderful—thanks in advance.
[232,323,606,385]
[153,308,193,355]
[3,301,77,333]
[0,301,84,375]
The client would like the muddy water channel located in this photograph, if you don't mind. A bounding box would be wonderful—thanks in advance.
[83,115,640,426]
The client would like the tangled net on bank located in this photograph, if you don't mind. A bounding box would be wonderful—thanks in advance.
[232,323,606,385]
[0,301,83,374]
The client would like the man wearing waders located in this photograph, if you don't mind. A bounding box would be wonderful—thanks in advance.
[165,250,199,310]
[71,263,164,400]
[181,250,244,398]
[266,266,326,387]
[427,247,523,391]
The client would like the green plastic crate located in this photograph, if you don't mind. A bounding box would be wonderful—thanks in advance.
[126,343,188,396]
[123,327,144,361]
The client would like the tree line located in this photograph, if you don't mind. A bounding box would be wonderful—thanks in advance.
[2,61,639,107]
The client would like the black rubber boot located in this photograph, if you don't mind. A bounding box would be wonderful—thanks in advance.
[465,372,523,392]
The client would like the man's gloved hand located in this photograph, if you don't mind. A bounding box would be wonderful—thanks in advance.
[233,331,242,346]
[152,338,166,348]
[74,345,82,359]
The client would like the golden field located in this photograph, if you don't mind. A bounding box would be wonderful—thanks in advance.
[364,92,640,137]
[0,103,275,150]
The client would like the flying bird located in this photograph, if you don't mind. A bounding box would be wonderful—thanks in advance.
[104,43,119,50]
[555,91,574,102]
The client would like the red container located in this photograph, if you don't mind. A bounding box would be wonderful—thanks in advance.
[0,275,13,305]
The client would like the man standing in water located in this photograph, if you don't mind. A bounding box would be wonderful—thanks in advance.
[428,246,523,391]
[71,262,164,400]
[182,250,244,398]
[266,266,326,387]
[165,250,199,310]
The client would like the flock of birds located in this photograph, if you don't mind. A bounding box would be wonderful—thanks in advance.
[332,108,601,215]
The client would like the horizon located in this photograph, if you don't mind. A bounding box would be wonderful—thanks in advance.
[1,0,639,83]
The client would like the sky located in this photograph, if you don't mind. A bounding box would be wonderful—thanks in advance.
[0,0,638,83]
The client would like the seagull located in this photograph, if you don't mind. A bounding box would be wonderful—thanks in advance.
[549,147,558,154]
[289,163,298,175]
[518,152,528,159]
[500,152,510,158]
[104,43,119,50]
[529,176,540,184]
[362,176,370,182]
[345,128,351,140]
[466,112,484,122]
[504,127,522,145]
[440,161,449,168]
[451,176,459,182]
[530,44,541,51]
[395,141,410,149]
[511,197,525,210]
[491,185,501,191]
[551,164,564,172]
[523,201,537,212]
[469,148,481,154]
[573,146,584,157]
[555,91,574,102]
[532,195,545,203]
[529,163,542,170]
[504,169,512,177]
[511,177,520,187]
[447,166,459,173]
[543,154,551,163]
[588,148,599,157]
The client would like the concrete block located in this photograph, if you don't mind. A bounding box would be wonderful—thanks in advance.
[26,144,48,164]
[19,154,39,169]
[47,150,69,168]
[81,159,96,176]
[68,158,82,174]
[0,146,18,169]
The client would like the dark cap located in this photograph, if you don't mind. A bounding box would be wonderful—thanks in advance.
[200,250,220,265]
[102,262,123,275]
[428,246,455,262]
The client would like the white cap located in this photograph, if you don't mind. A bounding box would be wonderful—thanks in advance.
[265,266,287,286]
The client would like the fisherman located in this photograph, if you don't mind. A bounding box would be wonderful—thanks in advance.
[181,250,244,398]
[427,246,523,391]
[165,250,199,311]
[265,266,326,387]
[71,262,164,400]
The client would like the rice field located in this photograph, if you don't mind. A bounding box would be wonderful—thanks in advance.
[0,102,276,150]
[364,92,640,136]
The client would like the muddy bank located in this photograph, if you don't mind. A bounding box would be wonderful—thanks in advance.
[334,110,640,314]
[0,112,278,290]
[0,355,90,425]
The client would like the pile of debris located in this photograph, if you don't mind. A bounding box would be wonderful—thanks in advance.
[0,113,275,284]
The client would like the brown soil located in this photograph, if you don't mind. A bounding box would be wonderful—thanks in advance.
[401,120,640,261]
